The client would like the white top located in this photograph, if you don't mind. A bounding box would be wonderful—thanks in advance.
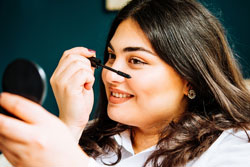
[1,129,250,167]
[89,129,250,167]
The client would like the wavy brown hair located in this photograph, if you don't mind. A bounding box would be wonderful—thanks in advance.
[79,0,250,166]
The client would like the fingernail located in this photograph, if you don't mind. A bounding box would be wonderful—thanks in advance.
[88,49,96,54]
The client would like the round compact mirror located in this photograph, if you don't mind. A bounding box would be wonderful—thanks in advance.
[0,59,47,118]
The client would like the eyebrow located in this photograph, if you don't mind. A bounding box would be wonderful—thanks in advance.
[108,43,155,55]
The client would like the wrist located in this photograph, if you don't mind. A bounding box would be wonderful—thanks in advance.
[59,115,89,128]
[67,125,85,142]
[59,117,88,142]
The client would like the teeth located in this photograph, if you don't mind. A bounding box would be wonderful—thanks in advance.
[111,92,131,98]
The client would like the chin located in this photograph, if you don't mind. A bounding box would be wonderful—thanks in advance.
[107,111,134,126]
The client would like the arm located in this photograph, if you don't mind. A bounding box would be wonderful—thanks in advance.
[50,47,96,141]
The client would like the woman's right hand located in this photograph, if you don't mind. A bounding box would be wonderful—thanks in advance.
[50,47,96,140]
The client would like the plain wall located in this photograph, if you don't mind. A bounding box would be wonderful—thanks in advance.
[0,0,249,116]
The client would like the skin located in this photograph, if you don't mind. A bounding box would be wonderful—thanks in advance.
[0,93,89,167]
[102,18,190,153]
[0,48,95,166]
[50,47,96,140]
[0,18,190,165]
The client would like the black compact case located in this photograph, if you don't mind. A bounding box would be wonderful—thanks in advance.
[0,59,47,118]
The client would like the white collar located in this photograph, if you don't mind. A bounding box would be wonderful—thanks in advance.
[113,130,156,156]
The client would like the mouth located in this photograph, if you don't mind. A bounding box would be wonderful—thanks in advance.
[109,89,134,104]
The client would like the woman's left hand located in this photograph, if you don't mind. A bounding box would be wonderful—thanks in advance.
[0,92,89,167]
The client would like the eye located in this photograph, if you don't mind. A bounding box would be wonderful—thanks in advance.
[129,57,147,65]
[106,52,116,65]
[108,53,116,60]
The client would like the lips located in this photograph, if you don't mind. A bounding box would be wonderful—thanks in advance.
[109,88,134,104]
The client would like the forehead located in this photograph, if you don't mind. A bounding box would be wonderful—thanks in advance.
[109,18,154,53]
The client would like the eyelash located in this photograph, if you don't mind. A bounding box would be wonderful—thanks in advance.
[129,58,147,65]
[108,53,116,60]
[107,53,147,65]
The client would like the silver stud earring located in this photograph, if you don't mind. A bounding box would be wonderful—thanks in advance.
[188,89,196,99]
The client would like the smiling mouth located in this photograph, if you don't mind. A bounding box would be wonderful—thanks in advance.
[111,92,133,98]
[109,92,134,104]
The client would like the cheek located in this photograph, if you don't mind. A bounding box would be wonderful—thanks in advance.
[129,71,168,97]
[128,72,162,109]
[129,69,185,112]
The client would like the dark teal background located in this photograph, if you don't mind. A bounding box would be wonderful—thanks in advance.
[0,0,249,116]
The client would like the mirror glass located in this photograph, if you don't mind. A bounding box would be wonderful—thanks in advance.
[0,59,47,118]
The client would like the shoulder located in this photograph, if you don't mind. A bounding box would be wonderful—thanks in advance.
[190,129,250,167]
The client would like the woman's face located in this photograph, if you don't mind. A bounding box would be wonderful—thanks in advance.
[102,18,189,130]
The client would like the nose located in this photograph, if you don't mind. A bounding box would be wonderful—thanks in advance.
[102,64,126,84]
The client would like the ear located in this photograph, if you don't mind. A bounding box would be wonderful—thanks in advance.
[183,81,191,96]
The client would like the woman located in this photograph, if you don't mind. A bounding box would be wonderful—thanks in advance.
[0,0,250,166]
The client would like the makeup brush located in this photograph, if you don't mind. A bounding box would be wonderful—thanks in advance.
[88,57,131,79]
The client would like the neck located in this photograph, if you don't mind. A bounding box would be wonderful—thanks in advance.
[131,127,160,154]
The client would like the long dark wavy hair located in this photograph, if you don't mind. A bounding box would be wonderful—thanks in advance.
[79,0,250,166]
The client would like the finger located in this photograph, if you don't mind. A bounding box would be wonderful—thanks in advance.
[52,61,94,94]
[58,58,94,79]
[69,69,95,91]
[62,47,96,60]
[62,47,96,71]
[57,68,95,95]
[0,135,26,151]
[52,54,95,83]
[60,47,96,68]
[0,114,32,142]
[0,92,54,124]
[60,59,93,79]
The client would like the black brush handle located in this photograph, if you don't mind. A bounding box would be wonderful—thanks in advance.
[88,57,131,79]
